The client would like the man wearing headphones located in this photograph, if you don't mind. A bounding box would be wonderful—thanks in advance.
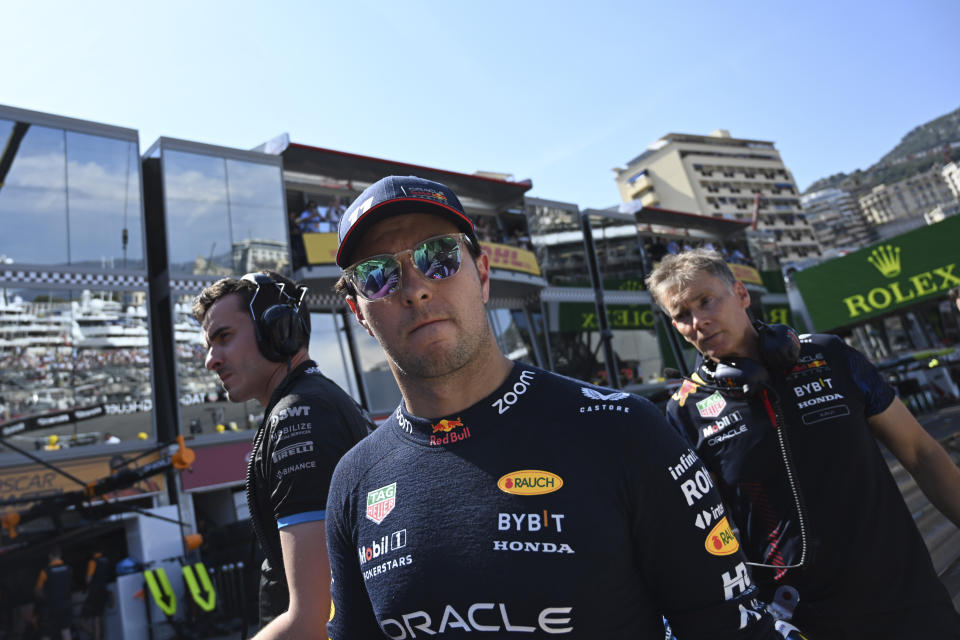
[194,270,373,639]
[648,249,960,638]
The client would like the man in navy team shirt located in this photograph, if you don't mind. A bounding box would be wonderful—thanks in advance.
[648,248,960,638]
[323,175,794,639]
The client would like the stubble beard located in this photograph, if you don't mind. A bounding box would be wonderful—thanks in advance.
[387,316,493,381]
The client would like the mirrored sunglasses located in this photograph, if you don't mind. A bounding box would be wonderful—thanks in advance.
[344,233,470,301]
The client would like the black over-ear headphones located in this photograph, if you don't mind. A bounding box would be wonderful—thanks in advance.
[242,273,310,362]
[681,322,801,397]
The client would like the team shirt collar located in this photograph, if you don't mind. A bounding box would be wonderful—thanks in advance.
[392,362,534,447]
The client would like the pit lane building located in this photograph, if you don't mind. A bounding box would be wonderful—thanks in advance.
[2,103,959,635]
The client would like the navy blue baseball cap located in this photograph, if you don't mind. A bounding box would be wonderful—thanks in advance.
[336,175,478,267]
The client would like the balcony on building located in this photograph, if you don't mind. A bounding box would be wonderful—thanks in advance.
[272,138,544,306]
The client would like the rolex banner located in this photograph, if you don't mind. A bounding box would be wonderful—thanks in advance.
[793,215,960,331]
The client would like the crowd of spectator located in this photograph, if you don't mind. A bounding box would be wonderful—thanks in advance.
[645,237,756,268]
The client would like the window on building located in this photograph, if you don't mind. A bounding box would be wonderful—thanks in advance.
[0,121,144,269]
[163,151,287,277]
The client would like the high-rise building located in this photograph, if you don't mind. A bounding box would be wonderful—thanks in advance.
[858,165,956,234]
[800,187,876,252]
[942,161,960,201]
[614,129,820,268]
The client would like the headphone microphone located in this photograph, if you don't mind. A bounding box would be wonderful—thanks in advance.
[663,322,800,397]
[664,359,769,398]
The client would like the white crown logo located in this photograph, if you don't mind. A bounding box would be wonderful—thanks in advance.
[867,245,901,278]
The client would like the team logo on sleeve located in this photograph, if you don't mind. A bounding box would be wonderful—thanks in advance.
[580,388,629,401]
[705,517,739,556]
[366,483,397,524]
[497,470,563,496]
[671,379,700,407]
[696,392,726,418]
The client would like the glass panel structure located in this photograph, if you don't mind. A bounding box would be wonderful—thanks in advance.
[0,120,143,268]
[526,201,589,288]
[488,308,537,365]
[352,329,402,417]
[163,151,287,277]
[308,310,360,402]
[66,131,144,269]
[0,287,153,448]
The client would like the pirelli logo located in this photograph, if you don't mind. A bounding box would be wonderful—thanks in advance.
[272,441,314,463]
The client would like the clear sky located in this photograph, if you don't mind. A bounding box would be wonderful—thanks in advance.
[2,0,957,209]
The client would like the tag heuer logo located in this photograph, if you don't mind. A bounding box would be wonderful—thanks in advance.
[366,482,397,525]
[696,392,726,418]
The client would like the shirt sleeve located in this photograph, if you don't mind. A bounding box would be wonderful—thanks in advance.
[666,399,698,445]
[628,401,779,639]
[326,450,384,640]
[839,340,895,417]
[264,392,364,528]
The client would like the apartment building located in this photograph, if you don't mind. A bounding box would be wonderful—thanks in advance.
[859,164,956,228]
[614,129,819,267]
[800,187,876,252]
[942,161,960,200]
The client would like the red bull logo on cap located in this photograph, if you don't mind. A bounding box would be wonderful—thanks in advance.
[408,187,448,205]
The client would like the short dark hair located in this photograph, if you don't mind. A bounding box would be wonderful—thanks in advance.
[949,286,960,301]
[193,270,299,324]
[333,235,483,300]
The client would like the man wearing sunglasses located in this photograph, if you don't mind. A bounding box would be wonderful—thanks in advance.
[324,175,791,639]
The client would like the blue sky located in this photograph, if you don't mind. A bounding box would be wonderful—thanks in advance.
[2,0,957,209]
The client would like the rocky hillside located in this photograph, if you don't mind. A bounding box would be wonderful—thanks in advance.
[805,106,960,194]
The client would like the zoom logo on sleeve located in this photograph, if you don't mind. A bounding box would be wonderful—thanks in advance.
[491,369,535,415]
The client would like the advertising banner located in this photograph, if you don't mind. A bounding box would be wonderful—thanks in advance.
[302,232,339,265]
[792,216,960,331]
[480,242,541,276]
[557,302,656,332]
[729,263,763,286]
[0,452,165,506]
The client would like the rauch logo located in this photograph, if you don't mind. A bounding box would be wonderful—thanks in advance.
[705,517,739,556]
[497,470,563,496]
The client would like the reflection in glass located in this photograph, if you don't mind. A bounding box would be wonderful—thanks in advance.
[488,308,536,365]
[66,132,144,269]
[590,214,646,289]
[308,311,359,403]
[173,293,260,436]
[526,203,589,287]
[164,151,233,276]
[0,121,68,265]
[164,151,288,277]
[0,287,153,449]
[353,329,401,417]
